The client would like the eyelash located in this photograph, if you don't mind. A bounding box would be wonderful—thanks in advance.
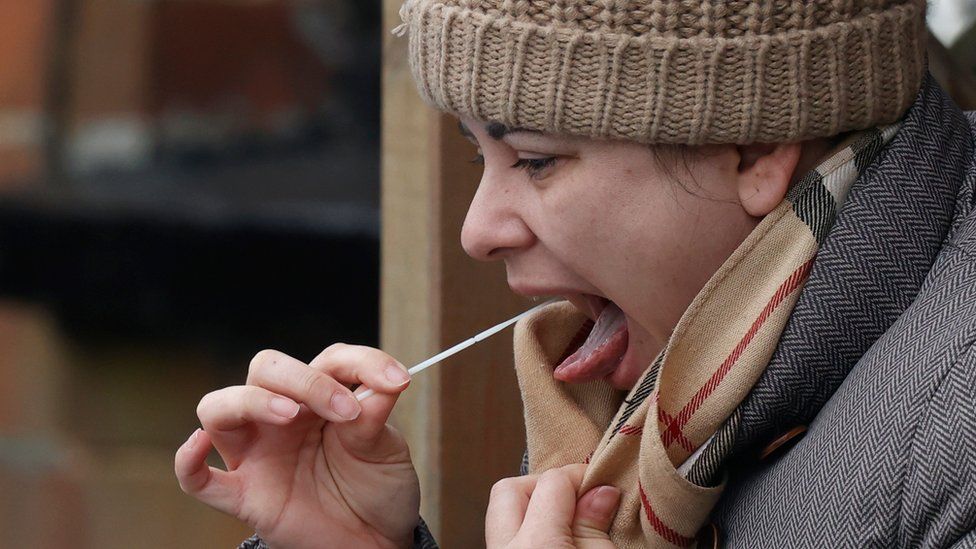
[467,154,557,179]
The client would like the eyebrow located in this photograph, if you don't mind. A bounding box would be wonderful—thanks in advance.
[457,120,540,141]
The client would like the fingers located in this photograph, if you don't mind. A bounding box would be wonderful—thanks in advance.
[485,465,588,548]
[196,385,302,466]
[572,486,621,541]
[485,475,539,547]
[521,465,586,534]
[174,429,242,517]
[309,344,412,448]
[246,349,364,423]
[197,385,300,433]
[248,346,411,458]
[309,343,411,394]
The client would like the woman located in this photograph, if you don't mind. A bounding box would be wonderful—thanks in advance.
[176,0,976,547]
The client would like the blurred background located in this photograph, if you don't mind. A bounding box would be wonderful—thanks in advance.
[0,0,975,547]
[0,0,378,546]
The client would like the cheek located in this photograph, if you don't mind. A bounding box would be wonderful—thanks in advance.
[532,165,675,267]
[534,176,615,247]
[532,164,751,289]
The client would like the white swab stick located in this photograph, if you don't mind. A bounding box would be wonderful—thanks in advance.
[356,299,556,401]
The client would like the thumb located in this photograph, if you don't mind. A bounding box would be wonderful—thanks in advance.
[335,377,411,460]
[572,485,621,540]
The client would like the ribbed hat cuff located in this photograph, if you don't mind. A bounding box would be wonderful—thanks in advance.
[403,1,926,144]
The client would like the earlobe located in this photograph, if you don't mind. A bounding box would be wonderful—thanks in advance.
[736,142,802,217]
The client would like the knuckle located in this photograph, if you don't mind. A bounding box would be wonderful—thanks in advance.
[319,342,349,360]
[490,477,518,497]
[301,369,332,398]
[196,391,221,420]
[538,469,567,488]
[309,342,349,370]
[539,469,562,482]
[249,349,283,374]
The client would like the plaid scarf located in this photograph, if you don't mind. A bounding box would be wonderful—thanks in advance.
[512,123,901,548]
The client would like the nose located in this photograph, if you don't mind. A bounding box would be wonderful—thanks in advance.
[460,175,535,261]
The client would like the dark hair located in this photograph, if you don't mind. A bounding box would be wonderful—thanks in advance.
[648,143,733,203]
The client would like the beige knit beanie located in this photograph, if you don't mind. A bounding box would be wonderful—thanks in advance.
[394,0,927,145]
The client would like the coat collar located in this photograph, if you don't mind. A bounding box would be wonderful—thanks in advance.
[727,72,975,464]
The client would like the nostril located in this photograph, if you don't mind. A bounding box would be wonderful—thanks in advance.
[484,246,511,260]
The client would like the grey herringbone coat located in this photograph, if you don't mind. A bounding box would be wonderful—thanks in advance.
[243,73,975,549]
[710,73,976,548]
[408,72,976,549]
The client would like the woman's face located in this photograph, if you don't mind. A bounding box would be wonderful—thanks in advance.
[458,116,775,390]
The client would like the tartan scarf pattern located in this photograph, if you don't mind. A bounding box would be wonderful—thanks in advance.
[512,123,901,548]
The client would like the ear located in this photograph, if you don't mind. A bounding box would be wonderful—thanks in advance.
[735,142,802,217]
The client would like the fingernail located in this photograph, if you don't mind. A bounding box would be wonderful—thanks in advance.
[269,397,300,419]
[331,391,361,420]
[591,486,621,516]
[385,362,410,386]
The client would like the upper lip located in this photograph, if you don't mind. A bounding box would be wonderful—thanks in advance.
[508,283,609,320]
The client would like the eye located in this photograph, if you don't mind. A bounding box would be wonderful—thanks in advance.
[511,157,557,180]
[469,153,484,164]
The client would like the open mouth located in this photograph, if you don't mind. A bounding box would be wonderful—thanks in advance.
[553,296,629,384]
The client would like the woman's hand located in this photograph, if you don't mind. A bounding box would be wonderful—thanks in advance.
[486,464,621,549]
[174,344,420,549]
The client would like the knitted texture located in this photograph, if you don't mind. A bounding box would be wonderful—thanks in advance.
[395,0,927,144]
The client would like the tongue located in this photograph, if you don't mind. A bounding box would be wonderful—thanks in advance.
[553,302,628,383]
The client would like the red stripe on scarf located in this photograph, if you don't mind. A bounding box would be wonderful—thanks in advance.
[618,424,643,436]
[661,258,815,448]
[658,406,695,452]
[639,483,695,547]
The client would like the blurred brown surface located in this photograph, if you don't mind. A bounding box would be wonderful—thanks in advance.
[69,0,152,117]
[0,0,51,108]
[0,0,52,182]
[0,301,253,547]
[929,32,976,110]
[151,2,331,120]
[0,0,379,546]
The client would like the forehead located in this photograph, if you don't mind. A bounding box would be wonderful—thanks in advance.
[457,119,540,141]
